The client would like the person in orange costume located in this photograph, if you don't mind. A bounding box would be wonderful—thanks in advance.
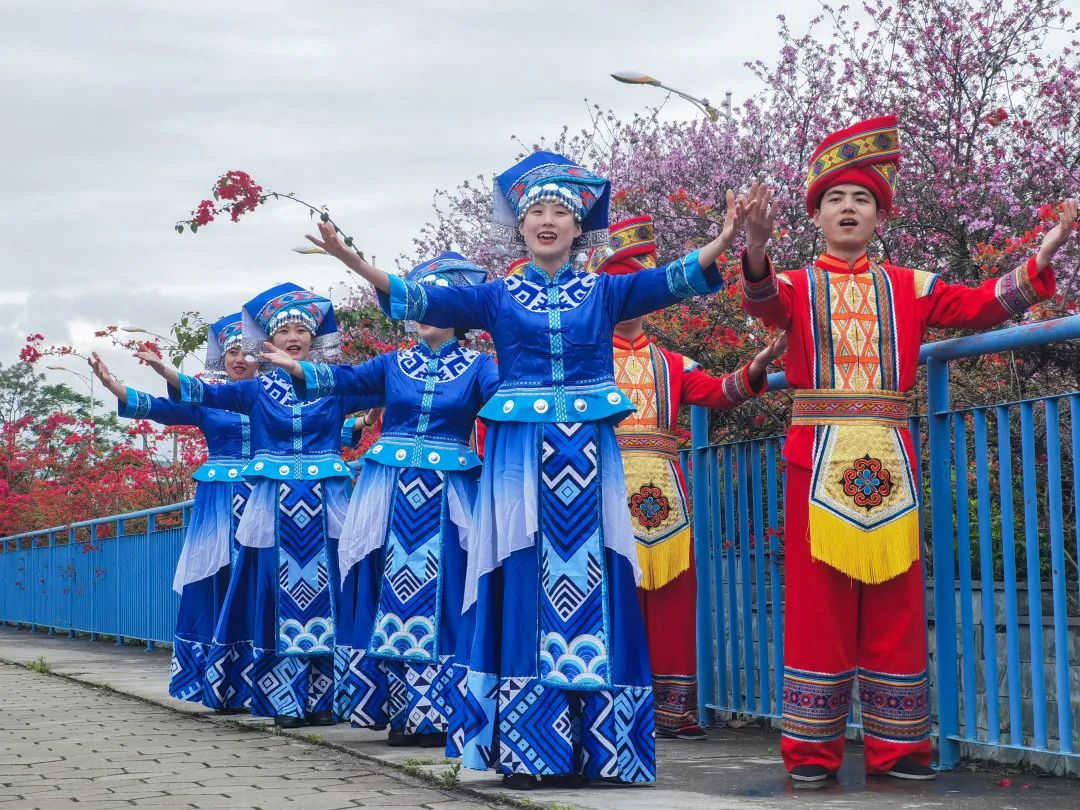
[738,114,1077,783]
[588,214,786,740]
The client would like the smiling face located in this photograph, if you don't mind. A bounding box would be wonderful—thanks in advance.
[270,322,313,361]
[519,200,582,266]
[812,183,886,255]
[223,345,257,381]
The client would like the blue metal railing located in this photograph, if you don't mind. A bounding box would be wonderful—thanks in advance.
[1,502,192,650]
[2,321,1078,770]
[690,314,1080,771]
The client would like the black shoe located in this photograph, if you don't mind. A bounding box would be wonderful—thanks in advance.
[502,773,539,791]
[213,707,248,715]
[418,732,447,748]
[541,773,585,788]
[789,764,835,782]
[274,715,307,729]
[881,758,936,780]
[306,710,336,727]
[387,729,420,747]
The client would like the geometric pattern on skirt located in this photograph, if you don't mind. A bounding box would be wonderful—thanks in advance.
[781,666,855,743]
[538,422,610,688]
[204,639,252,710]
[334,645,457,735]
[250,645,334,718]
[277,480,335,656]
[462,675,655,782]
[369,467,445,663]
[857,667,930,744]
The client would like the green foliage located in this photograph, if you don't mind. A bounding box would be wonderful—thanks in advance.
[26,656,51,674]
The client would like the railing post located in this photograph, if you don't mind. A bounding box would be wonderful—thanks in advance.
[114,518,124,647]
[691,405,715,727]
[926,356,959,769]
[145,512,156,653]
[67,525,76,639]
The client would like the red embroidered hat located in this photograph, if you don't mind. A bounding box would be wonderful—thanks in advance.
[805,114,900,215]
[586,215,658,275]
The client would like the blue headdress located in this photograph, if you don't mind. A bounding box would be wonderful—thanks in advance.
[404,252,488,333]
[491,151,611,256]
[407,252,488,287]
[204,312,244,375]
[241,282,340,362]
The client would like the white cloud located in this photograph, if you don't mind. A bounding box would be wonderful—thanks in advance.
[0,0,823,396]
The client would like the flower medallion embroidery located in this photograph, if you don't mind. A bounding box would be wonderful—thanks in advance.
[840,455,893,510]
[630,484,670,528]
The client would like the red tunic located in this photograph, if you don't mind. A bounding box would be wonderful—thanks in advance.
[613,331,764,732]
[741,249,1055,773]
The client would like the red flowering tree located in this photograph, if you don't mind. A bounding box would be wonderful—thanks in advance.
[1,350,205,536]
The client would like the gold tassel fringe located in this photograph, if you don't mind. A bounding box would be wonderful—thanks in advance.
[636,527,692,591]
[808,505,920,584]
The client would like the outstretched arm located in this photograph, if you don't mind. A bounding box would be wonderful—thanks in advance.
[920,199,1076,329]
[741,183,775,282]
[87,352,128,403]
[681,333,786,409]
[134,349,181,392]
[307,222,391,294]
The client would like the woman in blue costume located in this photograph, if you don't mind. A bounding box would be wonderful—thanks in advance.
[148,283,381,728]
[303,153,747,788]
[88,314,257,712]
[263,253,499,751]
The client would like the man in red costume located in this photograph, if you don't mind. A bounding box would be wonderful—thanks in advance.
[739,114,1076,782]
[589,215,786,739]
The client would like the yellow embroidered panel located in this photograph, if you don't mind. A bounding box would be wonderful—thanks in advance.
[808,424,920,583]
[622,451,692,589]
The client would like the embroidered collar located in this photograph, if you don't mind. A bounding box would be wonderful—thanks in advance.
[613,332,651,352]
[815,252,871,274]
[414,337,459,359]
[524,261,576,286]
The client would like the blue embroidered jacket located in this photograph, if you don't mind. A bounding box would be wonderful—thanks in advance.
[170,370,380,481]
[378,251,721,423]
[296,338,500,471]
[119,387,251,483]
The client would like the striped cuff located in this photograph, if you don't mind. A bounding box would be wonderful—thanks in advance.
[340,417,359,448]
[378,274,429,322]
[995,256,1044,315]
[177,373,205,405]
[665,250,722,299]
[118,387,152,419]
[298,361,336,401]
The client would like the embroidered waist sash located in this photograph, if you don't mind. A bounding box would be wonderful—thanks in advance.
[791,389,909,428]
[616,430,680,462]
[797,390,919,585]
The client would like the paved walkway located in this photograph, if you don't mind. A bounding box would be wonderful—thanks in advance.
[1,626,1077,810]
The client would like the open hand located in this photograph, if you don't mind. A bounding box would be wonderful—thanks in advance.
[305,221,354,263]
[741,183,776,251]
[134,349,167,376]
[88,351,112,385]
[260,341,302,378]
[716,189,745,251]
[748,332,788,385]
[1037,199,1078,270]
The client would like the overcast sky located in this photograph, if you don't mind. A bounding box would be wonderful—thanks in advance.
[0,0,825,397]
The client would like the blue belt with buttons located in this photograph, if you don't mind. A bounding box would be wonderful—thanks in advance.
[478,381,636,424]
[242,453,353,481]
[193,460,249,483]
[364,436,481,471]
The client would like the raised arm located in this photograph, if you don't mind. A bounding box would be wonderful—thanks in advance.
[680,333,785,410]
[920,200,1075,329]
[91,352,205,426]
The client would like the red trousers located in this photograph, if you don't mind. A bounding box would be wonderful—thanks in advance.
[639,556,698,731]
[781,464,932,773]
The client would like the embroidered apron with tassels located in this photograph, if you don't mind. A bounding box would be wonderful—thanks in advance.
[795,390,920,584]
[618,431,691,590]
